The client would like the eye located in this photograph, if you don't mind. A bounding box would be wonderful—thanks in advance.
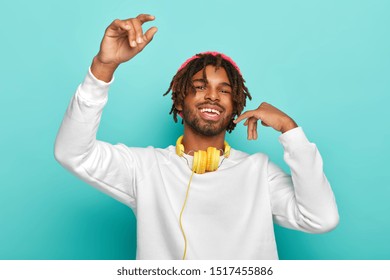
[194,85,206,91]
[220,88,231,94]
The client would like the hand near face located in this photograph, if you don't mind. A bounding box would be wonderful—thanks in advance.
[233,102,298,140]
[91,14,158,82]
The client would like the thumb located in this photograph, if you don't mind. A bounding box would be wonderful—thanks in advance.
[144,26,158,43]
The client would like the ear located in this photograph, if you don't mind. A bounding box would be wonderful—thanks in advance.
[175,103,183,111]
[172,81,183,111]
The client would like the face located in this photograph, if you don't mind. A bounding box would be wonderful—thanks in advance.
[177,65,234,137]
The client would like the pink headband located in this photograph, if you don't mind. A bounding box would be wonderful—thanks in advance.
[177,51,242,76]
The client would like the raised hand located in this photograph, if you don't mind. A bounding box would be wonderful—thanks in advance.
[233,102,298,140]
[91,14,158,82]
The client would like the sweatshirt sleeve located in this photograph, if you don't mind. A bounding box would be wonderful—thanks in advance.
[54,69,137,208]
[268,127,339,233]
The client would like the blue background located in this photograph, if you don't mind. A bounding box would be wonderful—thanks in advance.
[1,0,389,259]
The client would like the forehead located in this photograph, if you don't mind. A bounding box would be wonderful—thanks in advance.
[192,65,230,83]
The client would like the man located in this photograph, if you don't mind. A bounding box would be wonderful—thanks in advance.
[55,14,339,260]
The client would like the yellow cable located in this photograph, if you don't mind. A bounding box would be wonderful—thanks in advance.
[179,170,195,260]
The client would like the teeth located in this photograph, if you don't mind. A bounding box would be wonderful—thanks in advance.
[200,108,220,115]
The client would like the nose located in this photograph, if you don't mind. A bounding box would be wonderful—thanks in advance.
[204,87,220,102]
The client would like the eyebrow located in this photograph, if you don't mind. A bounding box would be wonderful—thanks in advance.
[192,78,232,88]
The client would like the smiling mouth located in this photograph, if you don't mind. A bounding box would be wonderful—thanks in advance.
[198,105,224,121]
[199,108,221,115]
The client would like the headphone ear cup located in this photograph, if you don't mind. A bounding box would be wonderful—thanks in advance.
[206,147,220,172]
[193,150,207,174]
[199,150,208,174]
[206,147,214,172]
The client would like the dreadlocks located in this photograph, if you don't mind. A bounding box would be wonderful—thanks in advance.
[163,52,252,133]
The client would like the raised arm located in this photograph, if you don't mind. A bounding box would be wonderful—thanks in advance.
[54,15,157,207]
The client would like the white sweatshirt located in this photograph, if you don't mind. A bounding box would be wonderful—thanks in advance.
[54,69,339,260]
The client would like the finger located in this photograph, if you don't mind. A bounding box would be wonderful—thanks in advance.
[246,120,251,139]
[136,14,156,24]
[137,14,156,41]
[247,117,257,140]
[132,27,158,52]
[109,19,135,47]
[119,19,137,47]
[253,121,258,140]
[129,18,145,45]
[144,26,158,43]
[110,19,132,34]
[234,110,252,124]
[251,118,258,140]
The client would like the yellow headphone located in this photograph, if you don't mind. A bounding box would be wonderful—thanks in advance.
[176,135,231,259]
[175,135,230,174]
